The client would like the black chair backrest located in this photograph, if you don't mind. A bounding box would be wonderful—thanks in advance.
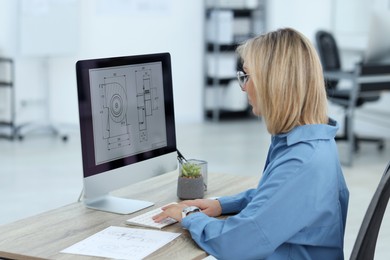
[315,30,342,89]
[350,161,390,260]
[360,64,390,92]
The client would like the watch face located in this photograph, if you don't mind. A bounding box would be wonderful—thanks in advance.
[182,206,200,217]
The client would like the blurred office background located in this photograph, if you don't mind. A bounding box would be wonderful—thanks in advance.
[0,0,389,127]
[0,0,390,259]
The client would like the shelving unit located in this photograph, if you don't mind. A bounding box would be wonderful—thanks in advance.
[0,58,16,140]
[204,0,267,121]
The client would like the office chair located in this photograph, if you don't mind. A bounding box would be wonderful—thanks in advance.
[350,161,390,260]
[315,30,385,152]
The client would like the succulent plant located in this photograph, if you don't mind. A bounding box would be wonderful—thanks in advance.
[180,162,202,178]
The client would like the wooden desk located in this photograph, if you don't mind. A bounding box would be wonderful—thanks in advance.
[0,171,258,260]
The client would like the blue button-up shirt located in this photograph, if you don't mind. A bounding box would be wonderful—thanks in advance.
[182,120,349,259]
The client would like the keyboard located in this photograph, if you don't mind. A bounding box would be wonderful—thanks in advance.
[125,203,178,229]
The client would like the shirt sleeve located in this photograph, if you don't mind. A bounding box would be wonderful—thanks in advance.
[181,153,342,259]
[217,188,257,214]
[181,210,274,259]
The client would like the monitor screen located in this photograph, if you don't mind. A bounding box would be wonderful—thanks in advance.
[364,10,390,63]
[76,53,177,214]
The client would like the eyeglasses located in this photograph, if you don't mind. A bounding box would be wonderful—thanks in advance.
[236,71,250,90]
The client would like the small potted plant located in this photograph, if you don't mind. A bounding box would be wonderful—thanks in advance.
[177,161,204,200]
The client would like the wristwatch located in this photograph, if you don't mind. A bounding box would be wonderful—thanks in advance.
[182,206,201,219]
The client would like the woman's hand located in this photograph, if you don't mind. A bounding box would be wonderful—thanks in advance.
[181,199,222,217]
[152,203,188,223]
[152,199,222,223]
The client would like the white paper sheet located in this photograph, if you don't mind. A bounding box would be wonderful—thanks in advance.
[61,226,181,260]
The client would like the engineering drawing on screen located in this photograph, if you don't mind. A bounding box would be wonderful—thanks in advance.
[89,62,167,165]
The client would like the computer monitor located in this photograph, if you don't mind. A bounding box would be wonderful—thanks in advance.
[76,52,177,214]
[364,10,390,63]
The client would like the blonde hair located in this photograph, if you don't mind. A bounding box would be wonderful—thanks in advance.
[237,28,328,135]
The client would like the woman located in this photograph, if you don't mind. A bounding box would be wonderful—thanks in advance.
[153,28,349,259]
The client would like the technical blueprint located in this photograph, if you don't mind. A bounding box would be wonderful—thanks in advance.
[89,62,167,165]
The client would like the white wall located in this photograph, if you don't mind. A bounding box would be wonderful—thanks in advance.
[1,0,205,128]
[267,0,332,42]
[0,1,18,56]
[1,0,389,131]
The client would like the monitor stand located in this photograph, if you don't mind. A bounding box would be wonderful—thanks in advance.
[84,195,154,214]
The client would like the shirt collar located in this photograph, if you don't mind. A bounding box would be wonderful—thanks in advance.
[274,118,339,146]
